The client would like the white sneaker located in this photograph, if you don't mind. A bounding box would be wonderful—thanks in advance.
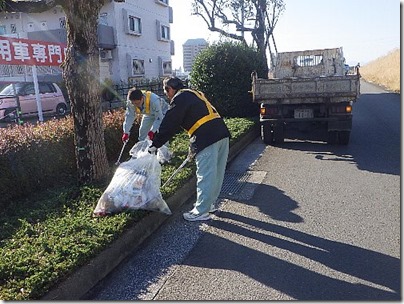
[209,206,218,213]
[192,203,218,213]
[183,211,212,221]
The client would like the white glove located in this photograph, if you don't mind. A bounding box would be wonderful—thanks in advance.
[148,145,157,155]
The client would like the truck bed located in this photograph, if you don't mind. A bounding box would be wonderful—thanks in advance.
[252,74,360,104]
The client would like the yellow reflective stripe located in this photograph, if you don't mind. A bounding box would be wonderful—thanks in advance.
[188,112,220,136]
[179,89,221,136]
[180,89,215,113]
[135,91,151,114]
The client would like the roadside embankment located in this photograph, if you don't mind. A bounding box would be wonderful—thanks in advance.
[360,48,400,94]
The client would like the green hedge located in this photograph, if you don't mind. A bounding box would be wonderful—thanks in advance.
[190,41,267,118]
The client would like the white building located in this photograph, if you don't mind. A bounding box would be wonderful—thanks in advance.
[0,0,174,84]
[182,38,208,72]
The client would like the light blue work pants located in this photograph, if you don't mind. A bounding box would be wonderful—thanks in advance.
[139,115,168,146]
[192,137,229,215]
[138,115,155,141]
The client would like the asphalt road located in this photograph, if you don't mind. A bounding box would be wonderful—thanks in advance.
[86,80,400,301]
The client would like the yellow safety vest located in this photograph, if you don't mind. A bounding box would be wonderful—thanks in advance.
[135,90,151,114]
[179,89,221,137]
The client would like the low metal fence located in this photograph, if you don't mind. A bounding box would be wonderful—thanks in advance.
[102,78,189,111]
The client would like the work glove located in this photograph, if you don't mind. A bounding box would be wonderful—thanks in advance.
[147,131,155,140]
[122,133,129,142]
[148,145,157,155]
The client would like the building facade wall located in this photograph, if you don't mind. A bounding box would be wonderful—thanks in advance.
[112,0,173,83]
[182,38,208,72]
[0,0,174,84]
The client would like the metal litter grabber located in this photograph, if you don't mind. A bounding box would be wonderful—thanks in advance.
[162,153,192,188]
[115,140,128,165]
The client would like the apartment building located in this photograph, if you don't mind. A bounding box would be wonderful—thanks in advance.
[0,0,174,84]
[182,38,208,72]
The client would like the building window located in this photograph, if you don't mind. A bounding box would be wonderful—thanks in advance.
[129,16,142,35]
[162,60,172,75]
[10,24,16,34]
[132,59,145,76]
[157,21,170,41]
[0,25,6,35]
[161,25,169,40]
[123,9,142,36]
[159,57,172,76]
[59,17,66,29]
[155,0,169,6]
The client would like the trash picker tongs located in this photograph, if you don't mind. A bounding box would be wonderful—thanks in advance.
[115,140,128,165]
[162,153,192,188]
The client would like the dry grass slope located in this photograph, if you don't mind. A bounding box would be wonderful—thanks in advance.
[360,48,400,93]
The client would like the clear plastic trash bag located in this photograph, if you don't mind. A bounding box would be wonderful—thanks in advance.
[93,150,171,217]
[129,139,173,164]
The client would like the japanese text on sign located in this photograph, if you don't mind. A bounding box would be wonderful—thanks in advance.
[0,36,66,66]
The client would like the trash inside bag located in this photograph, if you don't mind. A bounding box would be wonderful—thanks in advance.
[129,139,173,164]
[93,151,171,217]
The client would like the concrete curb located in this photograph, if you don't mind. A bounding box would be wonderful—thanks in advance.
[42,124,260,300]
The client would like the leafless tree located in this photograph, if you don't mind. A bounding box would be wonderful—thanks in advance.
[192,0,285,77]
[1,0,124,184]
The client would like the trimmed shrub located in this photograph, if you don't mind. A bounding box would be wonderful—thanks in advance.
[0,109,139,209]
[190,41,266,118]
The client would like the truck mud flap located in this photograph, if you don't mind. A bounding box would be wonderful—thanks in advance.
[261,122,284,145]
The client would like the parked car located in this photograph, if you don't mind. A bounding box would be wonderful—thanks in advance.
[0,82,68,121]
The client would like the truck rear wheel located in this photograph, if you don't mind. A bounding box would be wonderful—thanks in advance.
[261,123,274,144]
[261,123,284,145]
[338,131,350,145]
[327,130,351,145]
[327,131,338,145]
[273,125,285,144]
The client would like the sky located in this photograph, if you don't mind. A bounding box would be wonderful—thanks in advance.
[169,0,401,70]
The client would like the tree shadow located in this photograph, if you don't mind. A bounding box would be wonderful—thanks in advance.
[182,210,400,300]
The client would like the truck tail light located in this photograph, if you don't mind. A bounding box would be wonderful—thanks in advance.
[331,105,352,113]
[260,107,279,116]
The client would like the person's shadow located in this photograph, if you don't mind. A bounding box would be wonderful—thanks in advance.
[185,212,400,300]
[183,183,400,300]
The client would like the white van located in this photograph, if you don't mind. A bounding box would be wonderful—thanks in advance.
[0,82,68,121]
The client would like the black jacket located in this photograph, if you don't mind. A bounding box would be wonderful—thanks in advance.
[152,90,231,155]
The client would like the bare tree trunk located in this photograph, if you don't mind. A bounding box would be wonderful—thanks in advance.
[61,0,109,184]
[252,0,269,77]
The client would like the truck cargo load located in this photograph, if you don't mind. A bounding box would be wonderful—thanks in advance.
[251,47,360,145]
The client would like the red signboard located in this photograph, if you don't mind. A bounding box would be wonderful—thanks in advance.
[0,36,66,66]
